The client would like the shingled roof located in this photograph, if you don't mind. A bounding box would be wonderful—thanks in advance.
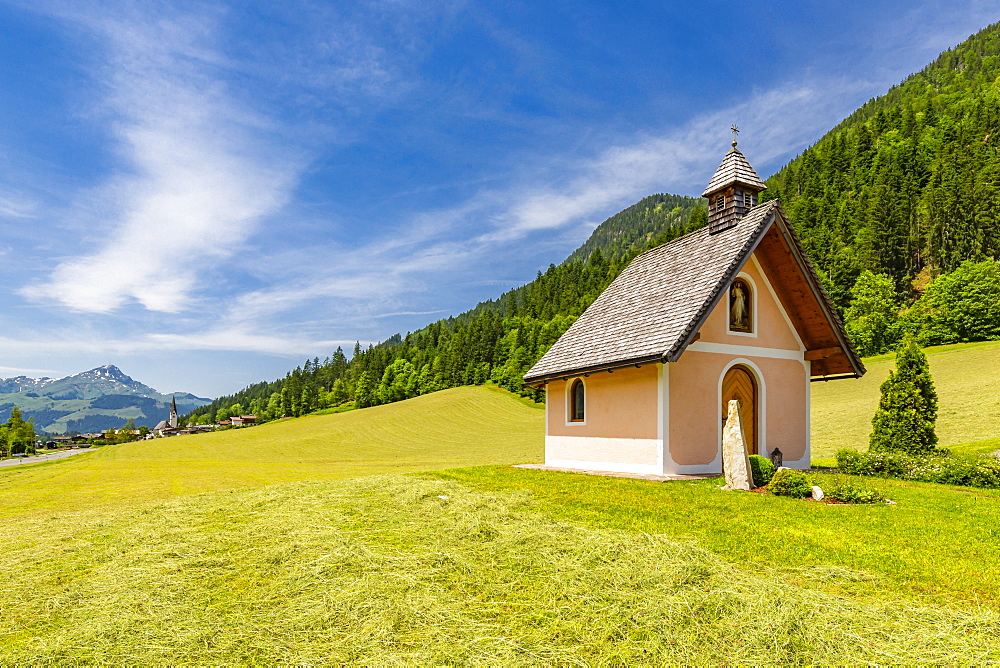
[702,147,767,196]
[523,199,865,383]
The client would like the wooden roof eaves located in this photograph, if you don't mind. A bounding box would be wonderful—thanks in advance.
[522,354,663,385]
[663,206,777,363]
[702,176,767,198]
[769,208,866,379]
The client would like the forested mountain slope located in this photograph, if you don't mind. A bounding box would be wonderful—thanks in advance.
[764,21,1000,305]
[190,21,1000,423]
[190,200,708,421]
[564,193,705,263]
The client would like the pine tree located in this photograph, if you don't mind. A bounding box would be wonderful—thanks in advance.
[3,406,35,455]
[355,371,376,409]
[869,334,938,454]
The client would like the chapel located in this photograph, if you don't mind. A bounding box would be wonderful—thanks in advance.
[153,395,179,433]
[522,142,865,475]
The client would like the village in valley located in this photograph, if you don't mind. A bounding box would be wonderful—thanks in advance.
[40,397,260,450]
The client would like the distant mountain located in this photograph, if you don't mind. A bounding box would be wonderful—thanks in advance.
[0,364,211,434]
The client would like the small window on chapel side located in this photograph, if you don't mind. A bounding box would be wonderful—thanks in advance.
[729,278,752,333]
[570,379,585,422]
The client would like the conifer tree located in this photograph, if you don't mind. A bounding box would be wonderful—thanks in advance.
[869,334,938,454]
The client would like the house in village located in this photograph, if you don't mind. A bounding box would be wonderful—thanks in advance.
[229,415,257,427]
[522,143,865,475]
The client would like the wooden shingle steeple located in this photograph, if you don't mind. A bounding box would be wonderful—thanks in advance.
[702,138,767,234]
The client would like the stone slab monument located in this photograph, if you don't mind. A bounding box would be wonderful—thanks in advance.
[722,399,753,490]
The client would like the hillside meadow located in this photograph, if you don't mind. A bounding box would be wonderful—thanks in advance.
[2,351,1000,662]
[811,340,1000,459]
[0,386,543,518]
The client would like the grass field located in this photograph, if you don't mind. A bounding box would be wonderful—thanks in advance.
[431,466,1000,606]
[0,386,543,519]
[2,475,998,663]
[2,352,1000,662]
[811,341,1000,459]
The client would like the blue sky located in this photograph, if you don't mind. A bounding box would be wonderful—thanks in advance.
[0,0,996,398]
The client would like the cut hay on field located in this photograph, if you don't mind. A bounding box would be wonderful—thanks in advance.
[1,475,997,663]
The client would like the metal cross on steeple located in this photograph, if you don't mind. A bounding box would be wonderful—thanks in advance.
[730,124,740,147]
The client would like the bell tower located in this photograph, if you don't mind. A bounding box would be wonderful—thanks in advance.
[702,127,767,234]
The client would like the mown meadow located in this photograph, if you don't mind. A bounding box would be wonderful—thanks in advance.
[1,351,999,662]
[3,475,998,663]
[0,386,543,518]
[811,340,1000,460]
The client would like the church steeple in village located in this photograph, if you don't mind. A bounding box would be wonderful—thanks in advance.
[702,128,768,234]
[169,395,178,429]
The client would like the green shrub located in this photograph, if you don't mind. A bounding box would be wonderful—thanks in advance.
[748,454,776,487]
[768,469,812,498]
[836,448,1000,489]
[844,271,901,356]
[825,479,886,504]
[869,335,938,455]
[903,258,1000,346]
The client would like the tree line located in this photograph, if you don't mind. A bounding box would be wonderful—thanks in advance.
[190,225,1000,426]
[844,258,1000,357]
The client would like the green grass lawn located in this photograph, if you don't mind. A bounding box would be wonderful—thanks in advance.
[0,386,543,519]
[811,341,1000,459]
[951,436,1000,457]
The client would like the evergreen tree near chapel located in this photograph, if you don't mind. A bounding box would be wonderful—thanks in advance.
[869,335,938,454]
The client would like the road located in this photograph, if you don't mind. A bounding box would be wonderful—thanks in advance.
[0,448,96,469]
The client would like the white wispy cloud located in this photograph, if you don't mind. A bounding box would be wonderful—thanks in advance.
[476,79,870,244]
[0,327,359,359]
[0,190,38,219]
[19,3,300,314]
[216,75,870,337]
[0,365,58,377]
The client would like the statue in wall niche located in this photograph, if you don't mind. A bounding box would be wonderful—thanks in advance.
[729,280,750,332]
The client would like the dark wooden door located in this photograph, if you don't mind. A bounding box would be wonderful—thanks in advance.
[722,366,757,455]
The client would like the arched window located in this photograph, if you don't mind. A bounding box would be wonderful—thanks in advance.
[569,379,585,422]
[729,277,753,333]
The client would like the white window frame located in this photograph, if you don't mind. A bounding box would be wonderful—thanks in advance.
[565,377,587,426]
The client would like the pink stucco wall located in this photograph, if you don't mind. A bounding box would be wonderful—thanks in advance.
[667,252,809,466]
[667,352,808,465]
[698,255,802,350]
[547,364,659,440]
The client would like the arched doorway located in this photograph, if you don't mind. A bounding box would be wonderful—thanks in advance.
[721,365,757,455]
